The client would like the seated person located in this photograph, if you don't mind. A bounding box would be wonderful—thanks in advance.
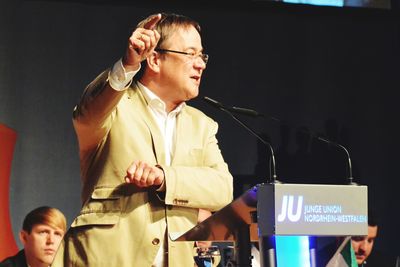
[0,206,66,267]
[351,213,397,267]
[318,210,398,267]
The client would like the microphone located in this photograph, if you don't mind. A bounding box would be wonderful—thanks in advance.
[229,106,263,117]
[203,97,280,122]
[203,96,279,184]
[203,96,224,109]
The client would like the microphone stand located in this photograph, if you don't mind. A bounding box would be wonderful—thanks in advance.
[218,105,279,184]
[227,102,356,186]
[204,96,357,185]
[203,97,279,267]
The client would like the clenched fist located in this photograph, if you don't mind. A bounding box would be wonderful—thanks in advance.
[125,160,164,188]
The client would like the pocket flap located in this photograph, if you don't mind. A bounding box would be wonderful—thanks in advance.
[71,187,122,228]
[71,211,120,227]
[91,187,120,200]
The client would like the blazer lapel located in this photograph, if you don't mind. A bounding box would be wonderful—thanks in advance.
[127,83,167,165]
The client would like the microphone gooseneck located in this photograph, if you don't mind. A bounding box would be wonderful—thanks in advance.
[203,96,279,184]
[316,136,355,185]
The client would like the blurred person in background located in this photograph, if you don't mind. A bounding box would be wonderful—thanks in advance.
[0,206,66,267]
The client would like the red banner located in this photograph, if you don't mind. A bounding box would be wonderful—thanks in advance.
[0,124,18,260]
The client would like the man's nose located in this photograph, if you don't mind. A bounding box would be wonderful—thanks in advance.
[358,240,367,251]
[194,56,206,69]
[46,233,55,244]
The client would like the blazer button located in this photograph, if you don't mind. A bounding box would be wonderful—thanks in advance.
[152,238,160,245]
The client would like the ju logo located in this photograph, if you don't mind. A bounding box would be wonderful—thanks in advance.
[277,195,303,222]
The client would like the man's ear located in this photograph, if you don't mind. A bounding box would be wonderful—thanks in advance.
[19,230,28,245]
[146,51,161,73]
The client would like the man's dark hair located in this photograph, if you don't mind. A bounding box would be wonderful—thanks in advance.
[368,208,379,227]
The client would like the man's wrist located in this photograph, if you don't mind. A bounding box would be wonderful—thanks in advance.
[155,165,166,192]
[108,59,140,91]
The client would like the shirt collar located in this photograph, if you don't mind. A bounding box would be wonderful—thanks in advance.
[136,81,186,114]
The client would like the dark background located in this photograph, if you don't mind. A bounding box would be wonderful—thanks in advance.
[1,0,399,259]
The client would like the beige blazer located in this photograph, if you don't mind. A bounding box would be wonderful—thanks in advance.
[52,70,233,267]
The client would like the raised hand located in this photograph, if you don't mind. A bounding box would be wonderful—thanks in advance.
[122,13,162,71]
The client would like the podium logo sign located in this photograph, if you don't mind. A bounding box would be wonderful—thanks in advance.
[277,195,303,222]
[276,194,368,224]
[258,184,368,236]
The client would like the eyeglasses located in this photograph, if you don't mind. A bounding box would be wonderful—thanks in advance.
[155,49,209,64]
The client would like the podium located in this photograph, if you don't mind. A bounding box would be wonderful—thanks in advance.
[170,183,368,267]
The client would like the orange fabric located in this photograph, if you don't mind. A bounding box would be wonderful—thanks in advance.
[0,124,18,260]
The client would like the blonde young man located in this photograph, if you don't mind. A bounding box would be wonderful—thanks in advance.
[0,206,66,267]
[54,13,233,267]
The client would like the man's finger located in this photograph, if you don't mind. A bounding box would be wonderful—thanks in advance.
[134,162,146,180]
[142,167,151,180]
[146,171,155,184]
[144,13,162,30]
[126,161,138,178]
